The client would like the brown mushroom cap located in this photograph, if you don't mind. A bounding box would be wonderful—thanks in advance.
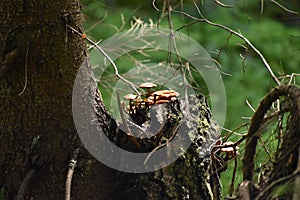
[135,99,144,103]
[219,141,239,155]
[152,90,179,95]
[148,96,155,100]
[151,90,179,100]
[143,98,155,105]
[155,99,170,104]
[139,82,157,89]
[170,96,177,101]
[124,94,137,100]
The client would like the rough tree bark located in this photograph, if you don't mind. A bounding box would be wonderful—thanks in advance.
[0,1,221,199]
[0,1,116,199]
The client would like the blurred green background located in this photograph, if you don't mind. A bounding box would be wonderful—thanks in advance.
[80,0,300,197]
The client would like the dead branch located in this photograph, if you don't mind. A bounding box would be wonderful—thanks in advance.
[213,0,233,8]
[65,148,80,200]
[255,170,299,200]
[243,84,300,181]
[18,45,29,95]
[167,3,281,85]
[270,0,299,15]
[67,25,141,96]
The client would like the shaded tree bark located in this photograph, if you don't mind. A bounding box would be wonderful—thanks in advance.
[0,1,116,199]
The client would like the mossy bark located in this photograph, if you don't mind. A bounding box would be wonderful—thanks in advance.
[113,96,221,200]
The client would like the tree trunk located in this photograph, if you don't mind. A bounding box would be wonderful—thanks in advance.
[0,1,116,199]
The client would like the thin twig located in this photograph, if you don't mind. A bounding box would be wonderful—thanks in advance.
[166,0,190,112]
[260,0,264,15]
[116,91,130,131]
[255,170,299,200]
[270,0,299,15]
[258,137,273,160]
[85,11,108,34]
[221,124,249,141]
[230,156,238,196]
[19,45,29,95]
[67,25,141,96]
[65,163,75,200]
[215,32,232,61]
[288,73,300,85]
[277,73,300,85]
[144,121,180,165]
[240,53,246,73]
[246,100,256,113]
[213,0,234,8]
[65,148,80,200]
[231,110,281,149]
[171,3,281,85]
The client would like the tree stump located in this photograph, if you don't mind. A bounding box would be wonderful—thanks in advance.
[73,58,221,199]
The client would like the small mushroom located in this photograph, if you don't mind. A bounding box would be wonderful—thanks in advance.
[152,90,179,100]
[155,99,170,104]
[143,98,155,106]
[219,141,239,159]
[135,99,145,109]
[152,90,178,95]
[148,95,155,101]
[139,82,157,94]
[124,94,137,112]
[170,96,177,101]
[124,94,137,100]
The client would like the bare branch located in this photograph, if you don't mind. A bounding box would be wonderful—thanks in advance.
[213,0,234,8]
[171,3,281,85]
[246,100,256,113]
[85,11,108,34]
[65,148,80,200]
[230,156,238,196]
[255,170,299,200]
[270,0,299,15]
[152,0,160,12]
[65,161,75,200]
[163,0,190,112]
[67,25,141,96]
[260,0,264,14]
[19,45,29,95]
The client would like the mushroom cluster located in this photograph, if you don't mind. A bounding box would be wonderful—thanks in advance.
[123,82,179,114]
[149,90,179,104]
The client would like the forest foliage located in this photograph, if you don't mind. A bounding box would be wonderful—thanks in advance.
[81,0,299,128]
